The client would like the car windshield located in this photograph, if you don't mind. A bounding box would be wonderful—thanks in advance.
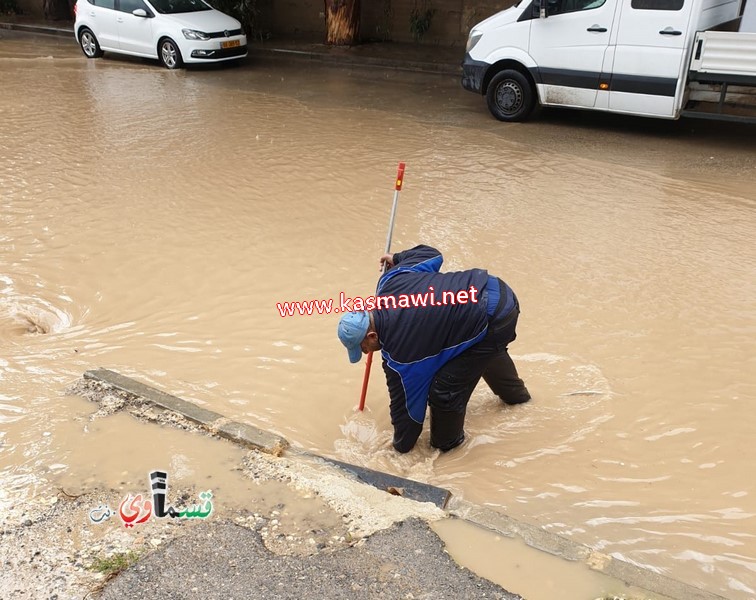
[148,0,211,14]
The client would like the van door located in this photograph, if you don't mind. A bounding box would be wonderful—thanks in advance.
[527,0,620,108]
[608,0,694,116]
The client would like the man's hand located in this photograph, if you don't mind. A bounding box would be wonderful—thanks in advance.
[379,254,395,271]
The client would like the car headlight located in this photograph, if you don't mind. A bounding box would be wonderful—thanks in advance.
[182,29,210,41]
[466,31,483,54]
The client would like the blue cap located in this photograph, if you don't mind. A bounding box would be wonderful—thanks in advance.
[337,311,370,364]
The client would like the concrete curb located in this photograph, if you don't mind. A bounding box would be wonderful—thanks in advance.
[451,501,730,600]
[81,368,451,507]
[314,456,452,509]
[0,22,73,38]
[74,368,731,600]
[0,21,460,74]
[83,368,288,456]
[259,46,460,76]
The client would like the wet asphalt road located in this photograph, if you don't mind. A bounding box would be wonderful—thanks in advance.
[98,519,522,600]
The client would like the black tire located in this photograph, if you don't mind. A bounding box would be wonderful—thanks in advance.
[486,69,536,122]
[79,28,103,59]
[159,38,183,70]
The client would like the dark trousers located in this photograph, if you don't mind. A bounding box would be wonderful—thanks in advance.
[427,302,530,451]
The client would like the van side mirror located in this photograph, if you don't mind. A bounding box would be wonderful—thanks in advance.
[539,0,548,18]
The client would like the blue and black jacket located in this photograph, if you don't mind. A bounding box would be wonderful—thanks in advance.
[373,245,515,452]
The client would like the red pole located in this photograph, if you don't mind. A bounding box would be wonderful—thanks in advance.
[358,350,373,411]
[358,162,405,411]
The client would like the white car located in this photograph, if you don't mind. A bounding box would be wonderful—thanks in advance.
[73,0,247,69]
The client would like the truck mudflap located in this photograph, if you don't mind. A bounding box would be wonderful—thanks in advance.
[462,54,489,94]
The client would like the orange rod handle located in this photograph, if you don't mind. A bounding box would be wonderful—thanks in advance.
[358,350,374,411]
[395,162,406,191]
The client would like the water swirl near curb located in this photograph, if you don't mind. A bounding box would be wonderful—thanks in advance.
[0,296,72,340]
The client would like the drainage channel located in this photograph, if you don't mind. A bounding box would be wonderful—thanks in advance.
[77,368,729,600]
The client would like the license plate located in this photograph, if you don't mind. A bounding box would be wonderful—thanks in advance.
[221,40,240,49]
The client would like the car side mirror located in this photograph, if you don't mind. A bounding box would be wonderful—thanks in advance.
[132,8,148,17]
[539,0,548,18]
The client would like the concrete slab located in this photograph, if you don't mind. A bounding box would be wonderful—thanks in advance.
[83,368,224,426]
[214,419,288,456]
[451,500,731,600]
[314,456,452,509]
[82,368,288,456]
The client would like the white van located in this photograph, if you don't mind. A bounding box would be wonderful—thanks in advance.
[461,0,756,123]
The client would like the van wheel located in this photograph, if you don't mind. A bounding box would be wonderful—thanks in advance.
[486,69,536,122]
[159,38,183,70]
[79,28,103,59]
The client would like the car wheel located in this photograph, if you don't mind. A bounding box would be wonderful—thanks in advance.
[79,28,103,59]
[159,38,183,70]
[486,69,536,122]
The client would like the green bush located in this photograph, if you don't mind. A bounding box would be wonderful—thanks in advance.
[89,551,141,577]
[409,1,435,42]
[207,0,259,37]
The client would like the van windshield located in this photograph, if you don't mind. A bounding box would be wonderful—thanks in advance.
[148,0,211,13]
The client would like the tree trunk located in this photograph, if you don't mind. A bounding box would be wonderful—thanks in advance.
[324,0,360,46]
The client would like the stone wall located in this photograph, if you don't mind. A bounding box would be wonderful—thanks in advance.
[268,0,324,38]
[16,0,75,19]
[267,0,515,46]
[16,0,45,18]
[14,0,517,44]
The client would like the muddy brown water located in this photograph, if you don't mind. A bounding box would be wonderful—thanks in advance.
[1,31,755,598]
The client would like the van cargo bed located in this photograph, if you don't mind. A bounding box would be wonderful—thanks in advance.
[684,29,756,122]
[689,30,756,80]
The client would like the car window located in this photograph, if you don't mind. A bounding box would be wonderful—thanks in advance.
[148,0,211,14]
[546,0,607,15]
[631,0,684,10]
[91,0,116,8]
[518,0,608,21]
[118,0,147,11]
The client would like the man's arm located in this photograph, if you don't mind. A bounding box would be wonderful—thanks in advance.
[383,360,423,453]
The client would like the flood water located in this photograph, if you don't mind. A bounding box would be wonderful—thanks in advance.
[1,31,755,598]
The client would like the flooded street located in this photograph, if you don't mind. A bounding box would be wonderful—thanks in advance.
[1,30,755,599]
